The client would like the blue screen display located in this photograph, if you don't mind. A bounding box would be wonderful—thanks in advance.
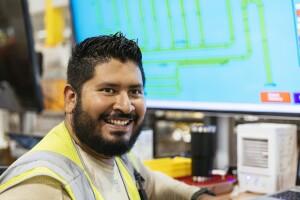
[70,0,300,116]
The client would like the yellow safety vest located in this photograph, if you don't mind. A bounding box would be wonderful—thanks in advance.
[0,122,141,200]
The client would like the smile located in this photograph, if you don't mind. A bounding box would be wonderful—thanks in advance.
[105,119,130,126]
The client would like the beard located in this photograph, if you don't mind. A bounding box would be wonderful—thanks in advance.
[71,98,144,157]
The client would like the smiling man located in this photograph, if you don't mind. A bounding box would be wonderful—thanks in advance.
[0,33,218,200]
[67,58,146,161]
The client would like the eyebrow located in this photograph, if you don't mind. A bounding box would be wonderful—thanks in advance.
[129,84,144,88]
[96,82,143,88]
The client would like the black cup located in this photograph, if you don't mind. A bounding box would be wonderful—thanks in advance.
[190,125,216,179]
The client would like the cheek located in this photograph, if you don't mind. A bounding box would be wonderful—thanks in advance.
[134,100,146,120]
[82,96,113,118]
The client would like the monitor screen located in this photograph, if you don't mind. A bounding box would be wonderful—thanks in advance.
[70,0,300,117]
[0,0,44,112]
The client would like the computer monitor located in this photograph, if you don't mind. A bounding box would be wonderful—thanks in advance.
[70,0,300,117]
[0,0,44,112]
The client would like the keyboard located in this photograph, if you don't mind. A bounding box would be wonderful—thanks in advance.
[271,191,300,200]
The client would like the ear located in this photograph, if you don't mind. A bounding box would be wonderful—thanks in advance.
[64,84,77,114]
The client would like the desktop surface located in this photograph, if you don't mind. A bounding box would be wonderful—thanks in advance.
[218,191,261,200]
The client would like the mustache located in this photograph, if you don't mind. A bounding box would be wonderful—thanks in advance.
[99,112,137,121]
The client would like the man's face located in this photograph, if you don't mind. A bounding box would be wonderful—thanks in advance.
[71,59,146,157]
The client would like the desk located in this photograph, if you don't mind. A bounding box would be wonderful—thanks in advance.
[176,175,262,199]
[217,192,261,200]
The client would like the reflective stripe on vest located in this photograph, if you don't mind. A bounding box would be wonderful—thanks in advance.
[0,150,96,200]
[116,157,140,200]
[0,122,141,200]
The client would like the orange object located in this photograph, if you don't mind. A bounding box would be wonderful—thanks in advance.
[42,79,66,111]
[260,92,291,103]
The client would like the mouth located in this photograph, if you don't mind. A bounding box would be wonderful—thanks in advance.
[104,118,131,126]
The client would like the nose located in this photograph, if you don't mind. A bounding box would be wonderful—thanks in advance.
[113,92,135,113]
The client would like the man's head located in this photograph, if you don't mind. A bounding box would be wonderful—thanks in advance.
[64,32,146,157]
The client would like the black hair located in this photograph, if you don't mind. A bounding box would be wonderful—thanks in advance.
[67,32,145,95]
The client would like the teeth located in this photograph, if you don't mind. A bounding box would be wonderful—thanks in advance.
[107,119,129,125]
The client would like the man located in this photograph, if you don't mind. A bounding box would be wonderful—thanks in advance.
[0,33,218,200]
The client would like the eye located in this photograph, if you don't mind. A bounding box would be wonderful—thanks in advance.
[100,88,115,94]
[130,89,143,96]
